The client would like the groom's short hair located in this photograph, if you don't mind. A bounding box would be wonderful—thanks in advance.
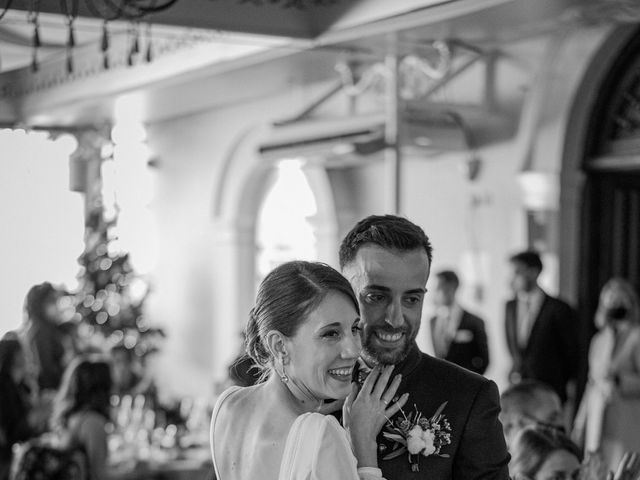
[339,214,433,269]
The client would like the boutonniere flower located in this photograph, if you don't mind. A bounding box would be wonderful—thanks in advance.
[382,401,452,472]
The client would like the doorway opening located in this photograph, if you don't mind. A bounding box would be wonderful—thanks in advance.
[255,159,320,291]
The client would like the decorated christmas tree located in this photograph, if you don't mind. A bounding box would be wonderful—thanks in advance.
[72,197,164,357]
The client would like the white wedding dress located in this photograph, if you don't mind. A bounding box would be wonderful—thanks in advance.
[211,386,384,480]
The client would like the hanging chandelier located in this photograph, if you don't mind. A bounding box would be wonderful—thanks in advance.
[0,0,179,23]
[0,0,182,73]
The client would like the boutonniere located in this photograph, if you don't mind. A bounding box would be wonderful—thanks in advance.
[382,401,452,472]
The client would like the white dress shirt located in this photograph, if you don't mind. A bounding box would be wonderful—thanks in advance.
[516,287,544,348]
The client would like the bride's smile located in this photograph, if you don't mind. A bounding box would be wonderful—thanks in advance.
[327,365,354,381]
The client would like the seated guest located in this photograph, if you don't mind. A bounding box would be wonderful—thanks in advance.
[509,425,582,480]
[0,339,37,480]
[500,379,564,450]
[51,357,113,480]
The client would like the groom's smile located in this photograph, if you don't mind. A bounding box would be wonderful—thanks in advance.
[375,330,405,343]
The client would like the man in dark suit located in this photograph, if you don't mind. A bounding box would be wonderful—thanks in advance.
[340,215,509,479]
[430,270,489,375]
[504,250,579,404]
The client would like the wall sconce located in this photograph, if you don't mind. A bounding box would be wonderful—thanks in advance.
[517,171,559,211]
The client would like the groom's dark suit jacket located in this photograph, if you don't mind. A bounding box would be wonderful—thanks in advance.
[379,344,509,480]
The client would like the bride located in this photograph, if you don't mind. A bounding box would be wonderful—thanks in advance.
[210,261,408,480]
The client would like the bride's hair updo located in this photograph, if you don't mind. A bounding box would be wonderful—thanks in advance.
[245,261,358,375]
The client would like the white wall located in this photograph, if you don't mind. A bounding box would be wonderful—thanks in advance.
[145,77,340,398]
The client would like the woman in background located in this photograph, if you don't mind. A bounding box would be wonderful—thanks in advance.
[573,278,640,472]
[0,339,36,480]
[51,357,113,480]
[22,282,66,392]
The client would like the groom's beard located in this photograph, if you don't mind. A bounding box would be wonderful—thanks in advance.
[361,325,413,365]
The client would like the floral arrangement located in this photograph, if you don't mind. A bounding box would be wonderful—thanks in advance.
[382,401,452,472]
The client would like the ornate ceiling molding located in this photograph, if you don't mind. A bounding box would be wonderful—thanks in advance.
[0,29,217,100]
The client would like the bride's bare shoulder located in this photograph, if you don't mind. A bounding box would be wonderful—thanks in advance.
[215,384,264,421]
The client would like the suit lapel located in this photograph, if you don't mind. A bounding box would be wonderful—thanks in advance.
[523,295,548,355]
[506,300,520,358]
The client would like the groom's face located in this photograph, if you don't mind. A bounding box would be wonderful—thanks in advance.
[342,244,430,365]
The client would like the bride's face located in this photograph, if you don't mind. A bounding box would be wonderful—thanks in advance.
[285,291,361,400]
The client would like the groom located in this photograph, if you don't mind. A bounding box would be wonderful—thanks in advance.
[340,215,509,479]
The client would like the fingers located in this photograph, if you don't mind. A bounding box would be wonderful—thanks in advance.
[385,392,409,417]
[344,382,357,411]
[342,383,358,428]
[372,365,395,399]
[381,372,402,404]
[359,365,381,396]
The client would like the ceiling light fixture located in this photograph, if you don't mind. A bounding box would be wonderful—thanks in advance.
[0,0,178,72]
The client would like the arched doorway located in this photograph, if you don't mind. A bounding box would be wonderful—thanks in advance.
[255,158,337,291]
[577,27,640,399]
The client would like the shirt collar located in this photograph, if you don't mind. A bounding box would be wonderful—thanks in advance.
[517,286,544,304]
[435,303,463,335]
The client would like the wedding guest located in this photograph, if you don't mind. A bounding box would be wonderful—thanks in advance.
[430,270,489,374]
[211,261,408,480]
[51,356,113,480]
[57,321,80,369]
[499,380,564,450]
[509,425,582,480]
[22,282,67,391]
[504,251,579,404]
[340,214,510,479]
[573,278,640,473]
[0,339,37,480]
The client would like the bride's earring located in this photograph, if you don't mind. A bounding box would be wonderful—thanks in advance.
[279,356,289,383]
